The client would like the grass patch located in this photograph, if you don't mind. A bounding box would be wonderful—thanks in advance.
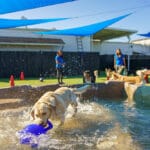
[1,72,149,88]
[0,76,106,88]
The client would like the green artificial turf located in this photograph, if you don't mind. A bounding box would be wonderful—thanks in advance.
[0,71,149,88]
[0,76,106,88]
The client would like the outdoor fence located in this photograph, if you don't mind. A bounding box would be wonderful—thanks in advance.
[0,51,149,78]
[0,51,99,78]
[99,55,150,74]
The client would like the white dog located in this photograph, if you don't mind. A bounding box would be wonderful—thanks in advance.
[31,85,90,126]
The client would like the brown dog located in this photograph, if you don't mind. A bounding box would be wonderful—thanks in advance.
[105,68,113,80]
[31,85,90,126]
[105,68,145,84]
[112,72,144,84]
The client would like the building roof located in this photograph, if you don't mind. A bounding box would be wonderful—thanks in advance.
[132,38,150,46]
[93,27,137,41]
[0,27,137,45]
[0,36,65,46]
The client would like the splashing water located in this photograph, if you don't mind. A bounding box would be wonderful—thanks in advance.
[0,99,149,150]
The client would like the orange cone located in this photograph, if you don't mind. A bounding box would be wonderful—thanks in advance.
[10,75,15,87]
[20,71,25,80]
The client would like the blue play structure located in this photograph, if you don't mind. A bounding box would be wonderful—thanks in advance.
[18,120,53,148]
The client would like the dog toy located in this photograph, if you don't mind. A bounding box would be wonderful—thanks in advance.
[18,120,53,147]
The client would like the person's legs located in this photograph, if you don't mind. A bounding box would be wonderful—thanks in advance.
[57,69,61,84]
[114,65,119,73]
[118,65,125,74]
[115,65,124,74]
[59,68,64,84]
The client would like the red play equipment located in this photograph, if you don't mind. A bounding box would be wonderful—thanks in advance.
[20,71,25,80]
[10,75,15,87]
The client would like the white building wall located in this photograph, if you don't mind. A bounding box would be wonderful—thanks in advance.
[132,44,150,55]
[92,41,150,55]
[2,28,149,55]
[0,29,41,38]
[0,45,58,52]
[0,29,91,52]
[132,39,150,46]
[44,35,91,52]
[82,36,91,52]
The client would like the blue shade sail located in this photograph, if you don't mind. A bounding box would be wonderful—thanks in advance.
[0,18,68,29]
[138,33,150,38]
[0,0,76,14]
[38,13,131,36]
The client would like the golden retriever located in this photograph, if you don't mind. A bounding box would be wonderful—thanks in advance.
[105,68,145,84]
[31,85,90,126]
[112,72,144,84]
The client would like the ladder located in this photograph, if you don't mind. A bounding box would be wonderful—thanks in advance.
[76,36,84,52]
[76,36,84,68]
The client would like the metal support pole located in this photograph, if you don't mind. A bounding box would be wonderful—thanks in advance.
[128,54,130,71]
[127,35,132,72]
[90,35,93,52]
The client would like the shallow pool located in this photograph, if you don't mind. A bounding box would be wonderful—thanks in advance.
[0,98,149,150]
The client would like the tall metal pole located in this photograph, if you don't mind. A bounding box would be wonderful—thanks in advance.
[128,54,130,71]
[127,35,132,72]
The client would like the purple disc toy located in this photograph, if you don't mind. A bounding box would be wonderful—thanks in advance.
[18,120,53,147]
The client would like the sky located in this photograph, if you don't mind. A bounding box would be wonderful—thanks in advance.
[0,0,150,42]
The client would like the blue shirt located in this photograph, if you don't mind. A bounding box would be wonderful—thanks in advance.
[114,54,125,66]
[55,55,64,69]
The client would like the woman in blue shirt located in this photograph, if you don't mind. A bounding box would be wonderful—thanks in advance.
[55,50,65,84]
[114,49,126,74]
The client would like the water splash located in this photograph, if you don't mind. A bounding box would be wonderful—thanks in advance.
[0,100,147,150]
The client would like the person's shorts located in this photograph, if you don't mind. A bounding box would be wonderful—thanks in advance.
[56,68,63,78]
[115,65,125,74]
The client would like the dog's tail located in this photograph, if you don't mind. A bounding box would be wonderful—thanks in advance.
[72,84,91,94]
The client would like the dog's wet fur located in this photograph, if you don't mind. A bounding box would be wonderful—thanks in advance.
[31,85,91,126]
